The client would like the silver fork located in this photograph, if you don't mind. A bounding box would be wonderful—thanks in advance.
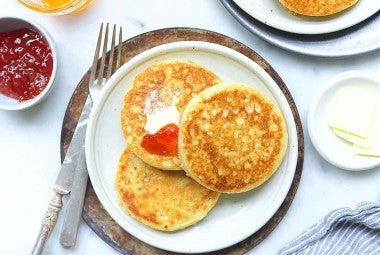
[59,22,123,249]
[89,23,122,102]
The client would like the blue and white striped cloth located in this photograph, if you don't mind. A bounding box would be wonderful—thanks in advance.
[279,202,380,255]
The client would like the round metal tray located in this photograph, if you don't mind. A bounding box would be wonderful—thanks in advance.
[60,27,304,254]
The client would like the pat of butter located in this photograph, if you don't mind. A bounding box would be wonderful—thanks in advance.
[353,131,380,156]
[144,104,180,134]
[328,86,378,138]
[332,108,380,148]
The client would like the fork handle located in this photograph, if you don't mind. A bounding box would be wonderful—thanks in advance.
[32,193,63,255]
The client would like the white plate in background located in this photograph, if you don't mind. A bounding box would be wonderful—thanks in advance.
[232,0,380,34]
[85,41,298,253]
[221,0,380,57]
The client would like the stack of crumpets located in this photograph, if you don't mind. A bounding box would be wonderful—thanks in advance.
[116,60,288,231]
[279,0,358,16]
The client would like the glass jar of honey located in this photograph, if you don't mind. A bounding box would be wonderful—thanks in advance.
[18,0,92,15]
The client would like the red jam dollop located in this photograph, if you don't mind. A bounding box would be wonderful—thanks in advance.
[0,28,53,102]
[141,123,179,156]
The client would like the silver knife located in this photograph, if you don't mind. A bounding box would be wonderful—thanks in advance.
[31,96,92,255]
[59,147,88,248]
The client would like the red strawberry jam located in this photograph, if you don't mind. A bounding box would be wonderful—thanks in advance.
[141,123,179,156]
[0,28,53,102]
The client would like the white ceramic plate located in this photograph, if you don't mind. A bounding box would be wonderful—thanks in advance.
[86,41,298,253]
[308,70,380,171]
[232,0,380,34]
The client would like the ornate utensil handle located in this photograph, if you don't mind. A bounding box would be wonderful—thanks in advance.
[31,193,63,255]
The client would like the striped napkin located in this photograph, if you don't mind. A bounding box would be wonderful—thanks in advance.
[279,201,380,255]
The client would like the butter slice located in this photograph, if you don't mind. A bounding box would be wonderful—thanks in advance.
[353,131,380,156]
[328,86,378,138]
[332,110,380,149]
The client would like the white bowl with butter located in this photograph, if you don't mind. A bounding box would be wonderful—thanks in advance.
[308,70,380,171]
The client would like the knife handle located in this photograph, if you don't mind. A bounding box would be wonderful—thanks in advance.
[59,149,88,249]
[32,193,63,255]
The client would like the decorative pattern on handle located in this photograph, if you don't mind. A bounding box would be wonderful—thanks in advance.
[32,193,63,255]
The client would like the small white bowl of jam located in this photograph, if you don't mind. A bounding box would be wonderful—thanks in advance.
[0,16,57,111]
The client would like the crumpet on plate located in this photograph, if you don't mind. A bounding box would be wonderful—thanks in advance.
[279,0,358,16]
[115,146,220,231]
[121,60,221,170]
[178,83,288,193]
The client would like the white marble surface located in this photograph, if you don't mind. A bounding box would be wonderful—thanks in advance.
[1,1,379,254]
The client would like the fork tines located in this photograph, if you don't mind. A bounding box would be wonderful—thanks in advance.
[89,23,123,88]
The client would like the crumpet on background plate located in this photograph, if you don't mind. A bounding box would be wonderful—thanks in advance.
[279,0,359,16]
